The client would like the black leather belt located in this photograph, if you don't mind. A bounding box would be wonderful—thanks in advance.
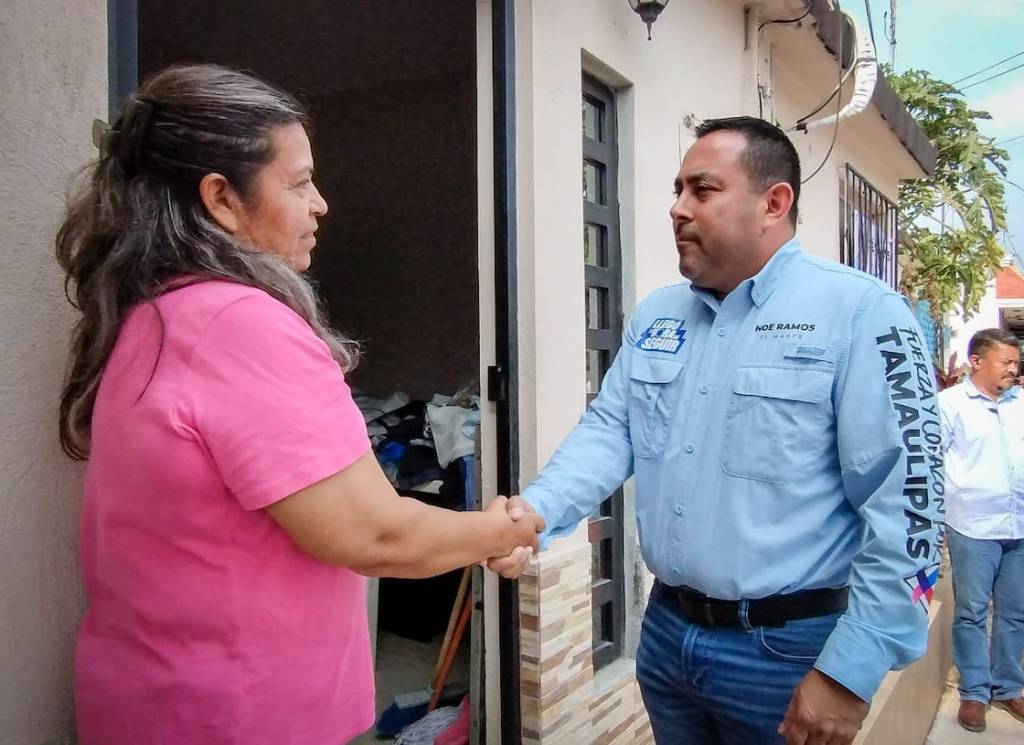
[657,581,849,629]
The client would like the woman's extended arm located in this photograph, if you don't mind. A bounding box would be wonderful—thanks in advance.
[267,451,543,578]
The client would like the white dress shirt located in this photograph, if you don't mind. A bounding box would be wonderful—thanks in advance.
[939,377,1024,539]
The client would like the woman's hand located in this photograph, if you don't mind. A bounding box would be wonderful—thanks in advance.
[483,496,544,579]
[483,496,544,558]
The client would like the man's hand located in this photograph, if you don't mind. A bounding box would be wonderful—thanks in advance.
[482,495,542,554]
[484,495,545,579]
[778,669,869,745]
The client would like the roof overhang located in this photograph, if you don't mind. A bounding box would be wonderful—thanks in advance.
[806,0,938,176]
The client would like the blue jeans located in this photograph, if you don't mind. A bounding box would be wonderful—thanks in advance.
[636,584,841,744]
[947,527,1024,703]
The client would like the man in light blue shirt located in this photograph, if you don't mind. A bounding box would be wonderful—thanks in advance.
[492,117,943,744]
[939,328,1024,733]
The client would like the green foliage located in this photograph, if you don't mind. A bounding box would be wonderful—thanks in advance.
[885,67,1009,321]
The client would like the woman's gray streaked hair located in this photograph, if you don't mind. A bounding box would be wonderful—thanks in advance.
[56,64,359,460]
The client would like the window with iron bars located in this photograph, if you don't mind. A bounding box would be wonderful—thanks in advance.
[839,164,899,289]
[582,74,625,672]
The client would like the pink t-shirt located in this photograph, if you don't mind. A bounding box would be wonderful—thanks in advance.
[75,281,374,745]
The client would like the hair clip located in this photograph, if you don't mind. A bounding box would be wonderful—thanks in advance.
[91,119,113,157]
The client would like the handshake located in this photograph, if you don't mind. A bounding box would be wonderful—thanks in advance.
[480,495,545,579]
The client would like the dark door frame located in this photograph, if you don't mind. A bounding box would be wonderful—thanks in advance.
[107,0,137,117]
[490,1,523,743]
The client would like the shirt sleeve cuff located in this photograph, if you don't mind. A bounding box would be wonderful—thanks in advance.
[521,486,573,550]
[814,620,893,703]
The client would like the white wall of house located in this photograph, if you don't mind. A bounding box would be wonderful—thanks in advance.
[767,14,921,260]
[510,1,929,733]
[0,0,931,741]
[517,0,749,559]
[0,2,106,743]
[947,279,1002,364]
[515,0,926,548]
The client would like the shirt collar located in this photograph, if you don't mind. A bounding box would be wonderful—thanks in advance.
[965,375,1020,403]
[689,237,802,309]
[750,238,802,307]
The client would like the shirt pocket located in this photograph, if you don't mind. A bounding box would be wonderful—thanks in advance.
[627,355,685,459]
[721,365,834,484]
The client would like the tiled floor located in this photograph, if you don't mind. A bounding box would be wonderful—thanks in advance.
[351,630,471,745]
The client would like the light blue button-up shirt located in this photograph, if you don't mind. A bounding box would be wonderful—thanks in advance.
[940,377,1024,539]
[523,239,944,702]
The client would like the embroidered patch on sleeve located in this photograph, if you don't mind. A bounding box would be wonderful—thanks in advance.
[636,318,686,354]
[905,563,941,613]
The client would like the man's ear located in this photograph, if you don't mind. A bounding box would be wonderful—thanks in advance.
[763,182,795,227]
[199,172,245,235]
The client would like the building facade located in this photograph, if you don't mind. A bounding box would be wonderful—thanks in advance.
[0,1,936,744]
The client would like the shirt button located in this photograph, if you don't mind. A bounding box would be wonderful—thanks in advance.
[686,444,695,454]
[672,567,680,574]
[699,384,709,395]
[675,505,683,515]
[717,328,728,337]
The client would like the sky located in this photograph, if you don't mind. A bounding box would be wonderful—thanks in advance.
[843,0,1024,268]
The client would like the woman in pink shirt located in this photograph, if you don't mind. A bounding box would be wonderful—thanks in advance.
[56,64,541,745]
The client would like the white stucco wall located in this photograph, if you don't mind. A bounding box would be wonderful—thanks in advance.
[516,0,924,529]
[518,0,749,531]
[0,1,106,743]
[768,17,921,261]
[946,280,1001,365]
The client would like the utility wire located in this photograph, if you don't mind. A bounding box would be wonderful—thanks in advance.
[756,5,814,119]
[863,0,878,50]
[802,20,844,185]
[796,63,857,124]
[997,134,1024,146]
[801,111,841,184]
[952,50,1024,85]
[884,1,896,69]
[1000,176,1024,195]
[960,61,1024,92]
[758,6,812,32]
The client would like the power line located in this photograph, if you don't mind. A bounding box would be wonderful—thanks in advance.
[1000,176,1024,195]
[802,22,845,185]
[960,61,1024,92]
[863,0,878,50]
[758,7,812,32]
[884,1,897,69]
[998,134,1024,146]
[953,50,1024,85]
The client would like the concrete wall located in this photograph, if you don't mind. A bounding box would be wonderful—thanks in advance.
[768,13,922,261]
[512,0,749,737]
[947,279,1001,366]
[517,0,749,552]
[855,573,953,745]
[513,0,930,739]
[0,1,106,743]
[517,0,924,517]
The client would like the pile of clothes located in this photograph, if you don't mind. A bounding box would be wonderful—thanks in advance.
[356,385,482,642]
[354,385,480,510]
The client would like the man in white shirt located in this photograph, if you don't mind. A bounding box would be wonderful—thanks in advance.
[940,328,1024,733]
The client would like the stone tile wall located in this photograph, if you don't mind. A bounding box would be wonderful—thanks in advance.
[519,544,652,744]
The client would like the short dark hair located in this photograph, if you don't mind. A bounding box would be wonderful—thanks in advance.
[968,328,1020,358]
[694,116,801,225]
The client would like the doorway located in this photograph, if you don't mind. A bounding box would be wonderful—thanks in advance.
[129,1,494,741]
